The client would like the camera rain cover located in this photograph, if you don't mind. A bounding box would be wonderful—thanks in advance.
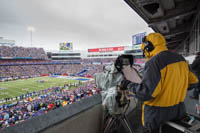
[94,64,123,91]
[94,64,124,114]
[94,64,138,114]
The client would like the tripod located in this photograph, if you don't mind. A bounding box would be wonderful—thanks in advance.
[103,100,134,133]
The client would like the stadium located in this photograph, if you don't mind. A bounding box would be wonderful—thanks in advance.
[0,0,200,133]
[0,42,142,130]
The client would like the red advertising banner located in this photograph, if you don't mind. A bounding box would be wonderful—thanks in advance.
[88,46,124,53]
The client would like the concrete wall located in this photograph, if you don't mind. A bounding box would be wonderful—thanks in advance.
[1,95,102,133]
[42,104,103,133]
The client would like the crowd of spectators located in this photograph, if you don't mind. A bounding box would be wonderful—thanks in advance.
[0,81,100,129]
[0,57,143,79]
[0,58,116,79]
[0,60,48,64]
[0,58,115,65]
[0,64,104,78]
[82,58,116,64]
[0,46,47,59]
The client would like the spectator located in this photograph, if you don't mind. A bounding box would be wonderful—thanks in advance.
[0,80,101,130]
[190,52,200,99]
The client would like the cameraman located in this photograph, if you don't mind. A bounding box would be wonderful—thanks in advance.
[120,33,198,133]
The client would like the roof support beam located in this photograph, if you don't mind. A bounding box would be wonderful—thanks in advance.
[164,31,187,38]
[149,10,196,26]
[166,39,183,45]
[166,40,183,49]
[148,0,197,26]
[163,24,189,38]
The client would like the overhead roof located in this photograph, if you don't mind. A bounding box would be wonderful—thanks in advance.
[124,0,200,50]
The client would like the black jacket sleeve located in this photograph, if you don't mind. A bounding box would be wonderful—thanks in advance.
[191,56,200,71]
[128,60,161,101]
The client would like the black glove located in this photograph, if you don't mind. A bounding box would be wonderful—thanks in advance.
[115,91,128,107]
[120,79,132,90]
[115,91,122,104]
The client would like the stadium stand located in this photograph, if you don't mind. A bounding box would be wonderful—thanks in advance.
[0,80,101,129]
[0,46,120,130]
[0,46,47,59]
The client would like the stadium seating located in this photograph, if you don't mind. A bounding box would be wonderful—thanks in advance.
[0,46,47,59]
[0,49,117,130]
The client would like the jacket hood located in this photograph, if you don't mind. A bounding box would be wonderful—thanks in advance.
[141,33,168,61]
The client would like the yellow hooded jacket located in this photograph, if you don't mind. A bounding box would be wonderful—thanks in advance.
[130,33,198,130]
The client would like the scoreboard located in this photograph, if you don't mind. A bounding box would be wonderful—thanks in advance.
[59,42,73,51]
[132,32,146,45]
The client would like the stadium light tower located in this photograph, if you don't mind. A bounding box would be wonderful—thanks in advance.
[27,26,35,46]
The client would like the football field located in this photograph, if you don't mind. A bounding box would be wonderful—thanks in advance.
[0,76,80,99]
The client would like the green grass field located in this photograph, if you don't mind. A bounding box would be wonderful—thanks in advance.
[0,77,79,99]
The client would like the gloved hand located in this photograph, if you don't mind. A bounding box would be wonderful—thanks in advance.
[120,79,132,90]
[115,91,122,104]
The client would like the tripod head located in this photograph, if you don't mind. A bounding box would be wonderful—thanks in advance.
[104,86,135,133]
[114,85,133,115]
[116,87,129,106]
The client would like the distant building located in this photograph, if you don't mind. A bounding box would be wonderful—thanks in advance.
[87,46,132,58]
[47,50,82,60]
[46,46,133,60]
[124,44,145,65]
[0,37,15,46]
[47,42,81,60]
[125,44,143,57]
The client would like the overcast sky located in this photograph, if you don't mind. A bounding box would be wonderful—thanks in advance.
[0,0,153,51]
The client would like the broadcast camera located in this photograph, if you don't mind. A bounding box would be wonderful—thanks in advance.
[94,54,139,115]
[94,55,141,133]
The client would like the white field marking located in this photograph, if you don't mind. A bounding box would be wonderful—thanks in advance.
[5,93,14,97]
[6,88,23,94]
[3,82,26,94]
[0,94,14,98]
[0,92,8,95]
[0,90,16,98]
[22,88,29,91]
